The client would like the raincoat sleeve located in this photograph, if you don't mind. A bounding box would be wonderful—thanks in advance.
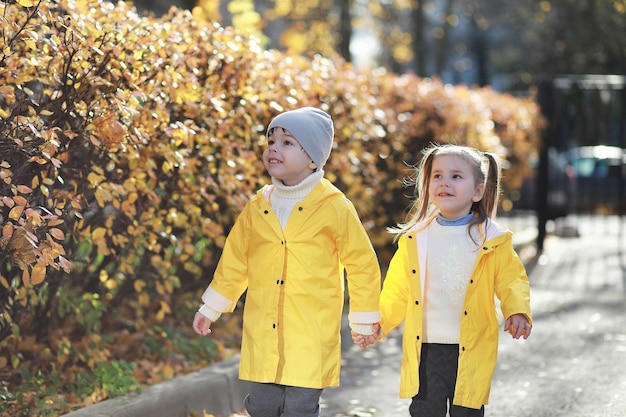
[494,237,532,326]
[337,198,381,324]
[379,234,412,336]
[202,201,253,313]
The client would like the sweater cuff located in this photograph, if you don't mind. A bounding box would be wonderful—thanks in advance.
[350,322,374,335]
[198,304,222,322]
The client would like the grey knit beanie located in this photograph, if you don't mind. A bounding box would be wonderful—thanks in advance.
[267,107,334,169]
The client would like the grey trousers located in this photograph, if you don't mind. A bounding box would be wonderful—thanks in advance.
[244,382,323,417]
[410,343,485,417]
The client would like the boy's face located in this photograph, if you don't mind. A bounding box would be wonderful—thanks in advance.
[263,127,317,186]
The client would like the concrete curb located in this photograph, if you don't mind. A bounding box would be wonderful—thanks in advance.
[61,355,247,417]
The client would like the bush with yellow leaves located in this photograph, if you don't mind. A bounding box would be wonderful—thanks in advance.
[0,0,543,415]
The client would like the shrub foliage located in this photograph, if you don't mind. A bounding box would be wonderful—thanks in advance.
[0,0,543,414]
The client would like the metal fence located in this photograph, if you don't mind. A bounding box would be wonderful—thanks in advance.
[533,75,626,251]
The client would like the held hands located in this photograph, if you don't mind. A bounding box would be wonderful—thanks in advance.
[504,313,532,339]
[192,311,213,336]
[351,323,382,349]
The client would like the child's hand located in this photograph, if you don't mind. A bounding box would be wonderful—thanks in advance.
[504,313,532,339]
[192,311,213,336]
[351,330,373,349]
[351,323,382,349]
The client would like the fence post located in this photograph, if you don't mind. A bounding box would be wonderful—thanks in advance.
[535,80,555,253]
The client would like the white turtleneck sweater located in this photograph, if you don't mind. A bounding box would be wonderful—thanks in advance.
[270,170,324,230]
[423,220,481,343]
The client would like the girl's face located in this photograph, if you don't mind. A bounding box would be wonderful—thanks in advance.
[263,127,317,186]
[428,154,485,219]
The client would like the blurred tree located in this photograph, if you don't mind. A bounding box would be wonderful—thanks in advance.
[132,0,196,15]
[473,0,626,89]
[124,0,625,88]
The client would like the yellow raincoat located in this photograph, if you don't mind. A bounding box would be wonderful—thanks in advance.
[380,217,532,408]
[204,178,381,389]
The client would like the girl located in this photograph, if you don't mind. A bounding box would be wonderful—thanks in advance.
[193,107,381,417]
[356,143,532,416]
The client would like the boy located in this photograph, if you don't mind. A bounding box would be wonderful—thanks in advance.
[193,107,381,417]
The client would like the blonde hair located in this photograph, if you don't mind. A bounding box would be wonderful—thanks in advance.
[391,143,501,238]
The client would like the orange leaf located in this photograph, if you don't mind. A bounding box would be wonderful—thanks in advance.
[93,113,125,144]
[13,195,28,206]
[48,217,65,227]
[49,228,65,240]
[16,185,33,194]
[22,269,30,287]
[2,224,13,239]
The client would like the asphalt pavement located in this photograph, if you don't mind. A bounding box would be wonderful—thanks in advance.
[321,214,626,417]
[62,214,626,417]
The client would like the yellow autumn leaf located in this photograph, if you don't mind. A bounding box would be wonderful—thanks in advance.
[155,300,171,322]
[99,269,108,282]
[24,39,37,51]
[71,198,82,209]
[138,292,150,307]
[92,227,107,241]
[31,262,47,285]
[134,279,146,292]
[17,0,37,7]
[127,192,138,204]
[158,363,174,379]
[8,205,24,220]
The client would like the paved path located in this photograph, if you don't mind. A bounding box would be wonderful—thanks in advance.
[320,215,626,417]
[63,214,626,417]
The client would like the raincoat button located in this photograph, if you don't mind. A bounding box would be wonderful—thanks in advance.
[276,280,280,284]
[264,210,269,214]
[483,246,488,250]
[464,311,468,315]
[416,335,420,340]
[412,269,416,274]
[415,300,419,305]
[408,235,413,239]
[273,324,276,328]
[298,206,303,211]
